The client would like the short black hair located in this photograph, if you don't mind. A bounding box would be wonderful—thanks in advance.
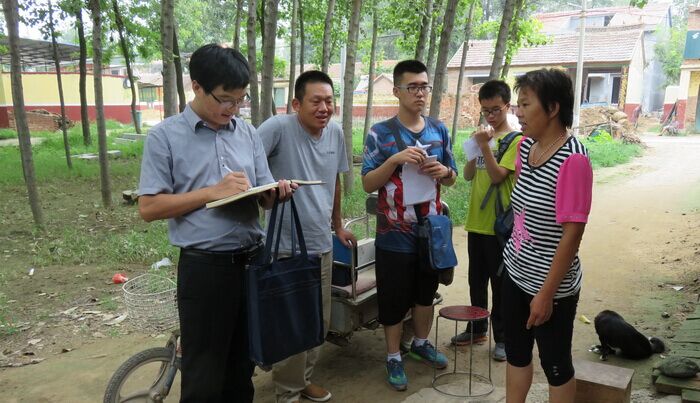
[393,60,428,86]
[478,80,511,103]
[294,70,334,101]
[515,68,574,128]
[189,44,249,93]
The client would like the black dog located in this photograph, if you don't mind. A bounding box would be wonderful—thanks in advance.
[593,310,665,360]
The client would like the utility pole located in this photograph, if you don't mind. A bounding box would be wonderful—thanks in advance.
[572,0,586,135]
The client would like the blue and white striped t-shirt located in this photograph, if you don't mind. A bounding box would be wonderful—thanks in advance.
[503,136,593,298]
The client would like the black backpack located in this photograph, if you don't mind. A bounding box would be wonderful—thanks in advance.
[479,131,521,248]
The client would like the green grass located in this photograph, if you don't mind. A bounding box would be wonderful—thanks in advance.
[581,137,643,168]
[0,292,17,337]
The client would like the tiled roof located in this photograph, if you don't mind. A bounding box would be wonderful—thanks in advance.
[535,2,671,32]
[447,28,642,69]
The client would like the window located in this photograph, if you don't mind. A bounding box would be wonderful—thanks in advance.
[274,88,286,107]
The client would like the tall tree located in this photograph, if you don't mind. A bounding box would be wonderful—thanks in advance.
[46,0,72,168]
[415,0,433,61]
[287,0,298,114]
[89,0,112,208]
[173,24,187,112]
[247,0,261,126]
[321,0,336,73]
[233,0,244,49]
[160,0,178,117]
[451,0,476,143]
[3,0,44,227]
[75,5,91,146]
[426,0,444,77]
[260,0,280,122]
[488,0,516,79]
[363,6,378,144]
[342,0,363,195]
[298,0,305,73]
[500,0,526,79]
[112,0,141,133]
[428,0,459,119]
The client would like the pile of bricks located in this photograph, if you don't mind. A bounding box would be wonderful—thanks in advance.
[8,109,74,132]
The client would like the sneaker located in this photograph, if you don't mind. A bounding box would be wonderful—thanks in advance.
[409,341,448,369]
[450,330,487,346]
[386,359,408,391]
[492,342,507,362]
[301,384,332,402]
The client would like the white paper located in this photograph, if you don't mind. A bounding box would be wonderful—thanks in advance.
[462,137,497,162]
[402,157,437,206]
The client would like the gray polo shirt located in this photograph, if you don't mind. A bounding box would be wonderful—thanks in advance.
[139,105,274,251]
[258,114,349,255]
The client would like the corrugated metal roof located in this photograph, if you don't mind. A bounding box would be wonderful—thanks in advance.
[447,28,642,69]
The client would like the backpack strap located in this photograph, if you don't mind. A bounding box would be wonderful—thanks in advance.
[479,131,522,210]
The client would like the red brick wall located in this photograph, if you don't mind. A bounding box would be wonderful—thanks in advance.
[0,105,140,128]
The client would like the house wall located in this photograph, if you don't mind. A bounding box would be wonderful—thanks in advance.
[0,72,138,128]
[642,31,665,112]
[684,70,700,130]
[623,43,645,117]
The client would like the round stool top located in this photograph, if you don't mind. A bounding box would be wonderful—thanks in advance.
[439,305,490,321]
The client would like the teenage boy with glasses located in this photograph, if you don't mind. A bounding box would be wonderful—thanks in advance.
[138,44,294,402]
[362,60,457,391]
[453,80,521,362]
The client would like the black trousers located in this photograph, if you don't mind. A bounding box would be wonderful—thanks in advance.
[177,248,257,403]
[467,232,505,342]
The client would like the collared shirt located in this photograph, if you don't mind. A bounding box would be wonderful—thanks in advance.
[139,104,275,251]
[258,114,349,255]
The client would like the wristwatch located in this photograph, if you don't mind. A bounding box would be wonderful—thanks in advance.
[442,167,453,180]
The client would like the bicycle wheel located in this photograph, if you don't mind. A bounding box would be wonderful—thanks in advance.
[104,347,179,403]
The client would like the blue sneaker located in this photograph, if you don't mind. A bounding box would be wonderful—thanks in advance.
[386,358,408,391]
[409,341,448,369]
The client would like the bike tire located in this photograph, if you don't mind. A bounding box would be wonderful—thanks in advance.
[103,347,176,403]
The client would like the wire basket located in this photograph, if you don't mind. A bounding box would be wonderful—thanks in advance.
[122,273,178,332]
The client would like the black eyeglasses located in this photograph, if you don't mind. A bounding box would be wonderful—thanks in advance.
[396,85,433,95]
[480,106,507,117]
[210,92,250,108]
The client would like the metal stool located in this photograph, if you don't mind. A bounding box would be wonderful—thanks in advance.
[432,305,493,398]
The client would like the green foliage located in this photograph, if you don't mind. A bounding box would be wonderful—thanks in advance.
[240,45,288,78]
[655,22,686,87]
[581,136,643,168]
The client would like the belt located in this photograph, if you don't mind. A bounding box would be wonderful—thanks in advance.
[180,241,262,265]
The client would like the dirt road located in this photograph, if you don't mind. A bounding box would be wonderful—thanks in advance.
[1,134,699,402]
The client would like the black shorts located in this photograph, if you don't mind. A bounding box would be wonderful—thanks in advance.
[375,247,440,326]
[502,272,579,387]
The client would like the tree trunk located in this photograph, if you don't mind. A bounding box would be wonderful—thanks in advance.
[173,24,187,112]
[298,0,305,73]
[429,0,460,120]
[287,0,297,114]
[233,0,244,49]
[3,0,44,227]
[89,0,112,208]
[500,0,525,79]
[451,1,475,144]
[247,0,261,126]
[415,0,433,61]
[48,0,72,169]
[112,0,141,134]
[363,7,378,144]
[483,0,491,21]
[342,0,362,196]
[321,0,336,73]
[260,0,279,122]
[160,0,178,118]
[75,8,90,146]
[426,0,444,78]
[488,0,517,79]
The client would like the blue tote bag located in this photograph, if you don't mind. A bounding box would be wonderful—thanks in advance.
[246,198,324,367]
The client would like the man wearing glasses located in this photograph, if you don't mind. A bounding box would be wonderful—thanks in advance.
[138,44,293,402]
[361,60,457,391]
[454,80,521,362]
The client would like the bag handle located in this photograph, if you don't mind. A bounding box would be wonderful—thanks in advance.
[264,197,309,263]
